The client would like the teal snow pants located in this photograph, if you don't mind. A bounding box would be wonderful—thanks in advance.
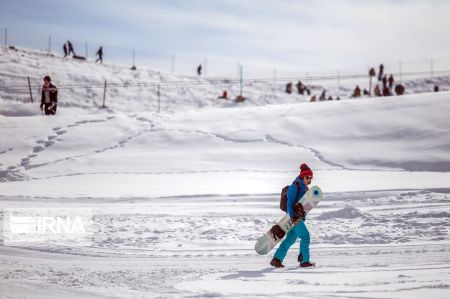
[273,220,310,262]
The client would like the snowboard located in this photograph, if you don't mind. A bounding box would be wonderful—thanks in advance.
[255,185,322,255]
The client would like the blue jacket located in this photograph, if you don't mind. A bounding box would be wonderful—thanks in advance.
[287,176,308,218]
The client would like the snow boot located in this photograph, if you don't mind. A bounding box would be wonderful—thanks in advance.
[300,261,315,268]
[270,257,284,268]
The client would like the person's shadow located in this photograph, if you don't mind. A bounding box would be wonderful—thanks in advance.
[220,268,274,280]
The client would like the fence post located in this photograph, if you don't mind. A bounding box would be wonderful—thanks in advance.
[239,64,243,96]
[102,80,107,108]
[237,62,240,80]
[430,59,433,77]
[157,84,161,113]
[337,69,341,97]
[27,77,33,103]
[171,55,175,73]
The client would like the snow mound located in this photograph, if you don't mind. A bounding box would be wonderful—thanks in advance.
[316,205,367,220]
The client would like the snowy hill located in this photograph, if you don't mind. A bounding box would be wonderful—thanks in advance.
[1,46,449,116]
[0,46,312,115]
[1,46,450,298]
[1,91,450,194]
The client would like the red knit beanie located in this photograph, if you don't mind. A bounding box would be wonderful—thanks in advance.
[299,163,313,178]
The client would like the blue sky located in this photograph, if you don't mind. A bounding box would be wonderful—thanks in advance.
[1,0,449,76]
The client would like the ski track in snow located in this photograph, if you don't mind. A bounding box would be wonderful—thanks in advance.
[16,124,407,182]
[21,117,118,170]
[1,115,157,180]
[264,134,348,170]
[2,115,343,181]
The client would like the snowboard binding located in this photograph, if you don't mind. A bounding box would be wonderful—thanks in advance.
[270,225,286,240]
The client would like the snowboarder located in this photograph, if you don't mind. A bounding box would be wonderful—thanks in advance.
[95,46,103,64]
[197,64,202,76]
[40,76,58,115]
[270,163,315,268]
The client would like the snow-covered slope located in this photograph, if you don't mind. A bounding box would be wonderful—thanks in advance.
[0,46,312,115]
[1,46,450,299]
[1,46,449,116]
[1,91,450,197]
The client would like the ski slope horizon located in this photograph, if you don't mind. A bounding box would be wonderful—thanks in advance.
[1,45,450,298]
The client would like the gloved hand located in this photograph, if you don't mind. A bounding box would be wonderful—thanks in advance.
[294,203,306,221]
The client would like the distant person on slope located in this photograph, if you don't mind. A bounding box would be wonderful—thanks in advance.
[218,90,228,99]
[67,40,75,56]
[296,81,305,95]
[352,85,361,98]
[374,85,381,97]
[319,90,327,101]
[388,74,394,92]
[95,46,103,64]
[286,82,293,94]
[63,43,68,57]
[382,74,388,90]
[197,64,202,76]
[395,84,405,95]
[270,163,315,268]
[378,64,384,81]
[40,76,58,115]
